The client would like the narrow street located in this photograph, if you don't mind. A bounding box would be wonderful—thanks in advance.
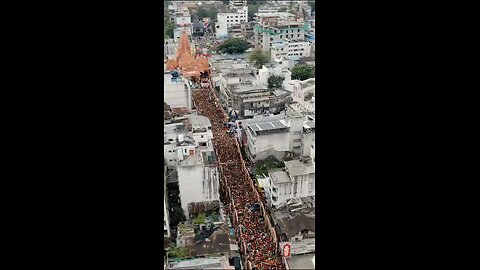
[191,75,286,270]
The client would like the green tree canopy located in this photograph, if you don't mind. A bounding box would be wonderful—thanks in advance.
[196,6,218,22]
[218,38,250,54]
[248,48,271,68]
[169,205,186,227]
[248,5,259,21]
[168,246,190,259]
[268,75,284,89]
[291,64,315,81]
[164,18,174,39]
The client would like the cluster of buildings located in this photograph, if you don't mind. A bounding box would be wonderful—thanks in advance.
[164,1,316,268]
[163,104,242,269]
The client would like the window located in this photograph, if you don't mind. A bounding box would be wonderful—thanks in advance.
[280,35,282,38]
[169,159,173,162]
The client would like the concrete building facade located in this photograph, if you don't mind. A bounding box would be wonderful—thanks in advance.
[270,41,312,59]
[163,68,192,110]
[163,115,219,218]
[254,13,309,51]
[237,102,315,163]
[211,58,292,117]
[215,6,248,38]
[267,159,315,208]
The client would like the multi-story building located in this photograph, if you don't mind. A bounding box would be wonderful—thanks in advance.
[305,28,315,57]
[215,6,248,38]
[257,5,280,15]
[257,61,292,87]
[173,10,193,42]
[238,102,315,162]
[270,40,312,59]
[254,12,310,51]
[163,115,219,218]
[211,58,292,117]
[228,21,254,39]
[229,0,247,9]
[163,68,192,110]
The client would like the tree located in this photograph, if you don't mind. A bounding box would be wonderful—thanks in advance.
[218,38,250,54]
[248,48,270,68]
[196,6,218,22]
[164,19,174,39]
[168,246,189,259]
[268,75,284,89]
[248,5,259,21]
[169,205,186,227]
[291,64,315,80]
[278,7,288,12]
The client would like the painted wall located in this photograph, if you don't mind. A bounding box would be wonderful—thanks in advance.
[177,164,219,218]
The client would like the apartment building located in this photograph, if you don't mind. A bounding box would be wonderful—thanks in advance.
[237,101,315,163]
[163,68,192,110]
[215,6,248,38]
[212,60,293,118]
[270,40,312,59]
[173,10,193,42]
[228,21,254,39]
[254,12,309,51]
[256,158,315,208]
[163,115,219,218]
[229,0,247,9]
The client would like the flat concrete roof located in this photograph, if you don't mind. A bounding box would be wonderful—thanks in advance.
[188,115,211,129]
[269,170,291,184]
[287,253,315,269]
[285,160,315,176]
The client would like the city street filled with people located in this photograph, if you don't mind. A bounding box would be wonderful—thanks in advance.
[192,76,285,270]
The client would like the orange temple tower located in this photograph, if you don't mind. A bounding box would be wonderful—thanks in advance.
[165,31,210,80]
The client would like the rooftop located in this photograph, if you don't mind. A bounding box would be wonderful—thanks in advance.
[247,119,288,134]
[287,253,315,270]
[178,150,204,167]
[256,12,297,19]
[303,121,315,129]
[230,83,268,93]
[269,169,291,184]
[272,196,316,221]
[188,115,211,129]
[169,256,229,269]
[277,213,315,239]
[285,159,315,176]
[237,111,286,124]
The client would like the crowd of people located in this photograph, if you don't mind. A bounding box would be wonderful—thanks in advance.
[192,74,285,270]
